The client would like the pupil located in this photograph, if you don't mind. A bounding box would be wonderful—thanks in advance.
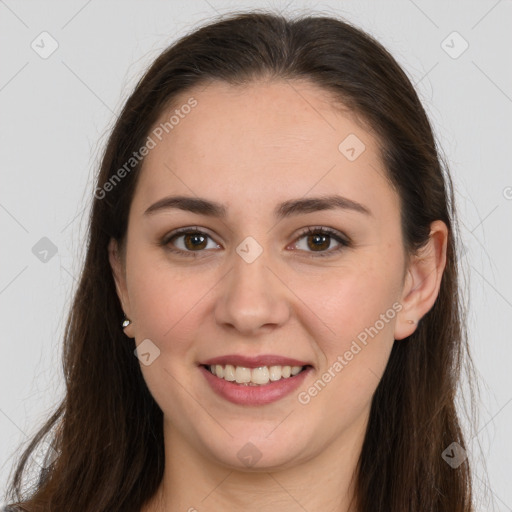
[185,233,206,250]
[309,234,329,251]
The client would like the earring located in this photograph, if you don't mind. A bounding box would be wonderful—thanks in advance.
[122,318,131,328]
[407,319,416,324]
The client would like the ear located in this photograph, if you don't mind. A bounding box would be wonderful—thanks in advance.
[394,220,448,340]
[108,238,135,338]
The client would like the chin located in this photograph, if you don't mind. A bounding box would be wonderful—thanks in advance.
[200,431,312,472]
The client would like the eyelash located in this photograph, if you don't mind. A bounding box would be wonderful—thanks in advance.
[159,225,351,258]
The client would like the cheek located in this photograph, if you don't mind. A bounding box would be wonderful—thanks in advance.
[292,254,401,412]
[293,272,398,432]
[126,253,235,373]
[126,257,211,414]
[293,257,401,352]
[126,252,201,348]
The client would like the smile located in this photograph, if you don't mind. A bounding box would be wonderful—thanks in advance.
[205,364,305,385]
[199,363,312,406]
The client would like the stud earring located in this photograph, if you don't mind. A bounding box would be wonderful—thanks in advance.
[122,318,131,328]
[407,319,416,324]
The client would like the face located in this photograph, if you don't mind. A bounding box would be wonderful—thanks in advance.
[110,79,415,471]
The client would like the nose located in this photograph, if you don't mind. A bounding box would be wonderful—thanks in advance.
[214,245,291,336]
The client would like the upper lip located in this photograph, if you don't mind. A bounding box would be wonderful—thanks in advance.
[201,354,312,368]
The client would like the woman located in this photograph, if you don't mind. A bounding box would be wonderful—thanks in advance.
[4,10,478,512]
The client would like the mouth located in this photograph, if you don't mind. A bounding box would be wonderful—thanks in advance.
[201,363,311,386]
[199,356,313,405]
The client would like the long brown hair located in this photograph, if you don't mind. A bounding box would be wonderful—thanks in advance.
[4,10,480,512]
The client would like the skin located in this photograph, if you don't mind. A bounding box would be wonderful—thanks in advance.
[109,79,448,512]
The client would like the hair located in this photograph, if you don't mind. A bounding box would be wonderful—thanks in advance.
[4,10,480,512]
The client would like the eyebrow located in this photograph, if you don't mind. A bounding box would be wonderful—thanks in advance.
[143,194,372,219]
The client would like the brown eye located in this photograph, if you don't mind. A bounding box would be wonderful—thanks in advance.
[293,227,350,257]
[181,232,208,250]
[305,233,331,251]
[161,228,221,256]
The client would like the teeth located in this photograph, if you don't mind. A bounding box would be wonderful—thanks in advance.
[215,365,224,378]
[281,366,291,378]
[252,366,270,384]
[208,364,305,385]
[224,364,235,381]
[269,365,282,381]
[235,366,251,383]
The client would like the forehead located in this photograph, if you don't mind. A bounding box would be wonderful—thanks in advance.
[132,79,396,219]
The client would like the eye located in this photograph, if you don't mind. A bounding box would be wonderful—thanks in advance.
[291,226,350,257]
[160,226,350,258]
[160,227,220,256]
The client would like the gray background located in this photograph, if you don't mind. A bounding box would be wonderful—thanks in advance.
[1,0,511,509]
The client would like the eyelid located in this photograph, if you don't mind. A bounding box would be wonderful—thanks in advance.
[295,226,350,245]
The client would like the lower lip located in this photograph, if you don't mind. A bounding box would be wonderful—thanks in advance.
[199,365,312,405]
